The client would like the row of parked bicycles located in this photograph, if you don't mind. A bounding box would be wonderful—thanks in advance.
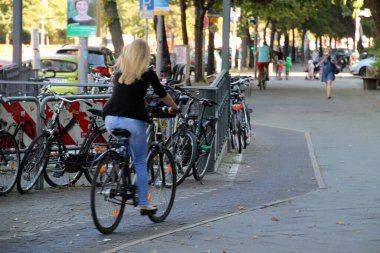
[0,74,254,234]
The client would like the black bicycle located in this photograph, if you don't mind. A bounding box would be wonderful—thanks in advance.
[90,105,177,234]
[16,95,110,193]
[0,129,20,195]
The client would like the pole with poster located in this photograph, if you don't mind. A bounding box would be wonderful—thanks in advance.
[67,0,98,86]
[154,0,169,78]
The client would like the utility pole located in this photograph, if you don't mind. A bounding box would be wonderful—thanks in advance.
[156,15,164,78]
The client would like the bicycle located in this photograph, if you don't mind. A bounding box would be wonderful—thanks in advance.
[0,129,20,195]
[0,94,36,151]
[172,87,217,182]
[258,63,267,90]
[229,81,253,153]
[162,86,198,186]
[90,105,177,234]
[16,94,110,193]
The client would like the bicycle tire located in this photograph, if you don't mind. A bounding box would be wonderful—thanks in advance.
[43,137,83,187]
[232,113,242,153]
[193,121,215,181]
[165,131,197,186]
[237,122,243,153]
[83,128,110,184]
[90,150,126,234]
[17,132,51,194]
[0,131,20,195]
[146,147,176,223]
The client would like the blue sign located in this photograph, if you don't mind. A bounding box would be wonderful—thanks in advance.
[140,0,154,18]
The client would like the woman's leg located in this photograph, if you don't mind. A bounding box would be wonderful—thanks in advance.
[326,80,332,98]
[105,116,149,206]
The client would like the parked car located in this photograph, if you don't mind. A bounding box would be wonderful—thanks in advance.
[55,45,115,77]
[349,56,377,77]
[190,50,222,74]
[0,59,12,68]
[40,54,79,94]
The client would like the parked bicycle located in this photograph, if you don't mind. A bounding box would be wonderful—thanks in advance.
[16,94,110,193]
[0,95,36,151]
[170,86,217,182]
[229,79,253,153]
[90,104,177,234]
[0,129,20,195]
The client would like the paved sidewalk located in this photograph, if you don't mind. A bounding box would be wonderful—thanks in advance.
[107,70,380,252]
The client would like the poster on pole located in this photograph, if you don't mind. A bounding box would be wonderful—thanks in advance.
[154,0,169,16]
[67,0,98,37]
[140,0,154,19]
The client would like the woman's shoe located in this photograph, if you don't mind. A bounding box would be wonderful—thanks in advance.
[139,205,158,215]
[327,96,331,99]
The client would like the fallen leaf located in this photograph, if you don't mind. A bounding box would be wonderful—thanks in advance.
[23,221,29,224]
[252,235,259,239]
[336,221,345,225]
[271,216,279,222]
[236,205,245,210]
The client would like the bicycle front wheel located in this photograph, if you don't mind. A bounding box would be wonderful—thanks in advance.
[17,133,50,194]
[165,131,197,186]
[193,121,215,181]
[146,147,176,223]
[90,151,126,234]
[0,132,20,195]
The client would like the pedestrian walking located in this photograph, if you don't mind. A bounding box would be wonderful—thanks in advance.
[319,46,337,99]
[285,56,292,80]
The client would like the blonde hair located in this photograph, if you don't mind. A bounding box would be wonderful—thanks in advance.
[115,39,150,85]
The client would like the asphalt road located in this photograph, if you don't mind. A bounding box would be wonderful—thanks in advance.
[0,120,318,253]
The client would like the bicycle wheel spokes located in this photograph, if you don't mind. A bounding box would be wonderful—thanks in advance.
[166,132,196,186]
[147,148,176,223]
[91,152,125,234]
[17,133,50,194]
[0,132,20,195]
[193,122,215,181]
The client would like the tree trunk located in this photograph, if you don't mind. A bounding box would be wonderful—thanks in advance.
[291,28,295,62]
[284,31,289,58]
[193,0,215,82]
[301,27,306,62]
[194,6,206,82]
[364,0,380,37]
[154,16,172,78]
[179,0,189,45]
[104,0,124,57]
[207,23,215,75]
[269,20,276,53]
[263,17,270,43]
[319,36,323,56]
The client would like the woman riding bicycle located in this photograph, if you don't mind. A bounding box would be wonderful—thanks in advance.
[257,41,271,86]
[102,39,178,213]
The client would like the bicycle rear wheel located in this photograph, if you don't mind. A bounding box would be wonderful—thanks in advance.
[90,151,126,234]
[165,131,197,186]
[193,121,215,181]
[17,133,50,194]
[146,147,176,223]
[43,138,84,187]
[0,131,20,195]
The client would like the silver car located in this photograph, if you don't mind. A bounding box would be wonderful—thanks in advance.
[349,57,377,76]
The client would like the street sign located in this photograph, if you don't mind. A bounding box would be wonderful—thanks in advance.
[140,0,154,19]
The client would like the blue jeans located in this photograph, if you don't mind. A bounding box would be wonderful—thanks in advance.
[104,116,149,206]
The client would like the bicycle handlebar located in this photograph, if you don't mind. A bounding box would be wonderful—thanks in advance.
[0,94,9,103]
